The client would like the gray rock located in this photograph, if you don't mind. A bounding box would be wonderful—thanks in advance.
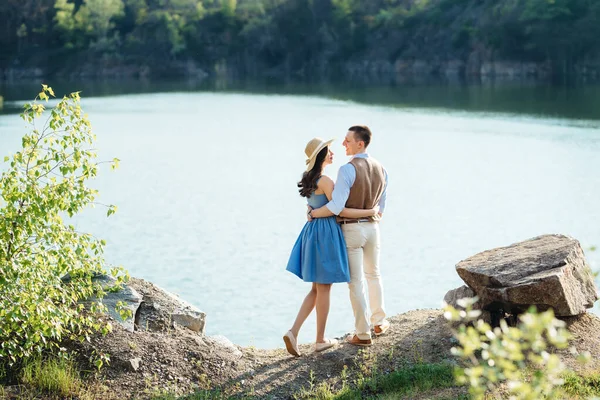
[204,335,243,359]
[456,234,599,316]
[172,311,205,332]
[443,285,480,309]
[129,279,206,334]
[129,357,142,372]
[75,274,142,332]
[170,296,206,333]
[135,302,169,332]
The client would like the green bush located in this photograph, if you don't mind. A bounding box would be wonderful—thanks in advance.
[0,85,127,370]
[444,298,590,400]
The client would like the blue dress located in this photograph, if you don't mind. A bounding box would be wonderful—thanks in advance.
[286,192,351,284]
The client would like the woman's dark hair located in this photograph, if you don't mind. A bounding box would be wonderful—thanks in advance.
[298,146,328,198]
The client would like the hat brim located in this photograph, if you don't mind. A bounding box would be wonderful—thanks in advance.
[306,138,335,171]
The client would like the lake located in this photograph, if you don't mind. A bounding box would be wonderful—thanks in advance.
[1,79,599,348]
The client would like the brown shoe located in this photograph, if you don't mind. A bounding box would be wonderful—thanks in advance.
[346,334,372,347]
[374,320,390,336]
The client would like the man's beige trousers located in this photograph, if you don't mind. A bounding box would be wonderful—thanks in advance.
[341,222,386,340]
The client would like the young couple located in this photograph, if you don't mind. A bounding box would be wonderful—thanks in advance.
[284,125,389,356]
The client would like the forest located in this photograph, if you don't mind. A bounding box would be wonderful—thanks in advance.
[1,0,600,79]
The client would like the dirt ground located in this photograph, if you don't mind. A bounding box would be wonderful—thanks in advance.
[558,312,600,372]
[3,308,600,399]
[73,308,458,399]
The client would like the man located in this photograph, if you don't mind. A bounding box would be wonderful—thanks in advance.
[310,125,389,346]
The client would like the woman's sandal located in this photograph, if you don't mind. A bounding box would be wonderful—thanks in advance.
[283,330,301,357]
[315,338,338,352]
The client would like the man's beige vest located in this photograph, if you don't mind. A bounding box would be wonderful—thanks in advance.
[336,157,386,223]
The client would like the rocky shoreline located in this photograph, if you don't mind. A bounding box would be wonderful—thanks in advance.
[2,56,600,83]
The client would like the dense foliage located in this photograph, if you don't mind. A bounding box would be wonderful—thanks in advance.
[1,0,600,78]
[444,298,591,399]
[0,86,127,371]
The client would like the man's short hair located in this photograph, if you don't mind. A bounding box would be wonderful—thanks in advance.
[348,125,372,148]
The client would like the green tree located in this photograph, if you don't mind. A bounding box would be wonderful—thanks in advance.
[55,0,124,51]
[122,0,206,62]
[54,0,78,48]
[0,0,56,61]
[79,0,125,50]
[221,0,237,18]
[0,86,127,368]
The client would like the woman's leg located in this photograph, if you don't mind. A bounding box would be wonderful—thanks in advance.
[315,283,332,343]
[290,283,317,338]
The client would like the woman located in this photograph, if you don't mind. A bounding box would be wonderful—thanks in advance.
[283,137,379,356]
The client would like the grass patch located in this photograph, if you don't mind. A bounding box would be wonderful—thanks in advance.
[332,363,458,399]
[20,357,83,397]
[562,371,600,398]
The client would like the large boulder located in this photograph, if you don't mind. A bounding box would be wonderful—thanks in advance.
[129,278,206,334]
[456,234,599,317]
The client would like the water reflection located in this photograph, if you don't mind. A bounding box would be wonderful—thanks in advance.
[2,78,600,120]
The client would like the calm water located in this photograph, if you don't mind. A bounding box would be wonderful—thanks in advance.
[1,80,600,348]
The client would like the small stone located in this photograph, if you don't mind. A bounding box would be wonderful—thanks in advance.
[128,357,142,372]
[443,286,479,309]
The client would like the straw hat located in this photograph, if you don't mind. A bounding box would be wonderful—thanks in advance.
[304,137,334,171]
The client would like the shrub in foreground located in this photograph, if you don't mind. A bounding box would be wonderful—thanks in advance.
[445,298,591,399]
[0,86,127,372]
